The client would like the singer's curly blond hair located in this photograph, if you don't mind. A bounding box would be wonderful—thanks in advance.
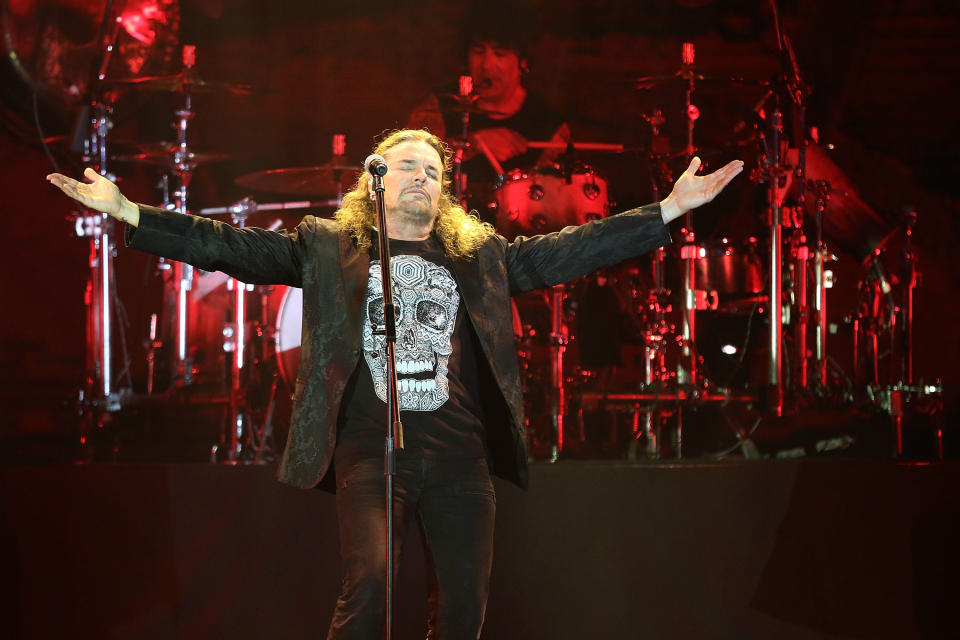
[334,129,495,259]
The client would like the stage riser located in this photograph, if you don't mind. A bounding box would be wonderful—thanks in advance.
[2,462,957,639]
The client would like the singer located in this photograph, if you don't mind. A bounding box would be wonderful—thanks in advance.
[46,128,743,639]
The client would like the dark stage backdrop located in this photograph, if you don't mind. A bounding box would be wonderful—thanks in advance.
[1,1,958,440]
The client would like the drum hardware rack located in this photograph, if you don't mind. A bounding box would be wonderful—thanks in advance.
[60,28,946,464]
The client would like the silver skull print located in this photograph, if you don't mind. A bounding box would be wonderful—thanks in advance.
[362,255,459,411]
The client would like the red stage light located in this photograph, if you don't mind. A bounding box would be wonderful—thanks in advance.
[120,3,160,45]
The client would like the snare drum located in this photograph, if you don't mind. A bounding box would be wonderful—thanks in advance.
[491,165,609,238]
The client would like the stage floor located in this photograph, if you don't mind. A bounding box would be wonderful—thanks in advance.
[2,460,957,639]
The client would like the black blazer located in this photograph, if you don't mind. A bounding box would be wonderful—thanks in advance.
[126,204,671,489]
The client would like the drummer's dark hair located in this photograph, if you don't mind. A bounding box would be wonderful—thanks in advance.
[335,129,495,260]
[458,0,538,63]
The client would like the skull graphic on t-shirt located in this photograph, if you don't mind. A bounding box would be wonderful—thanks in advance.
[363,255,459,411]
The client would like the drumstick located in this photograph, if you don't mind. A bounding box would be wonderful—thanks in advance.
[527,141,625,152]
[473,136,506,176]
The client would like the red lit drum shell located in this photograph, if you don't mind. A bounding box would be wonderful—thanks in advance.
[187,270,234,382]
[670,240,767,312]
[492,167,609,238]
[188,274,301,386]
[695,240,765,294]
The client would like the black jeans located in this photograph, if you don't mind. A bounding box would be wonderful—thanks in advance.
[326,455,496,640]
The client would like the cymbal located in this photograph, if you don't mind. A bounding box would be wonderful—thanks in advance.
[44,136,144,153]
[111,143,233,168]
[636,72,770,91]
[234,162,361,197]
[431,95,522,118]
[106,68,256,95]
[801,144,895,263]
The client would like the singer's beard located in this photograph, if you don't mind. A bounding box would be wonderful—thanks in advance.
[392,202,436,228]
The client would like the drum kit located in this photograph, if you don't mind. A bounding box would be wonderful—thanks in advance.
[69,35,940,463]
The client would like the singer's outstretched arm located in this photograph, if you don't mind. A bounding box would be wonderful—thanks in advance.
[46,168,140,226]
[658,157,744,224]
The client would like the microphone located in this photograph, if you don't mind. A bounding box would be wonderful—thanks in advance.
[364,154,388,177]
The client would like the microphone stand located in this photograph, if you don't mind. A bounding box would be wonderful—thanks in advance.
[370,169,404,640]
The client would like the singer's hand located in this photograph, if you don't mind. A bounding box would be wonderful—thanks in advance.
[471,128,527,163]
[659,157,744,224]
[46,168,140,226]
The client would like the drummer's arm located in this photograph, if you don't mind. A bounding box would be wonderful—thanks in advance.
[534,122,572,166]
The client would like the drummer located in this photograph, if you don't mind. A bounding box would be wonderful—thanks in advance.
[406,0,570,221]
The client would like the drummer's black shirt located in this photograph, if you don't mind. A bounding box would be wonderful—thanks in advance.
[334,234,487,466]
[434,85,566,222]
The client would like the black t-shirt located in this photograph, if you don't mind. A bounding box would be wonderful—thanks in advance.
[334,234,487,466]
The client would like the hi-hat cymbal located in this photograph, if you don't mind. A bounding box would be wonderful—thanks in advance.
[234,162,361,197]
[106,68,256,95]
[111,143,233,168]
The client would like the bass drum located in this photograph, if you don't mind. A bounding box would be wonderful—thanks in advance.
[272,285,303,389]
[232,284,301,457]
[491,165,609,239]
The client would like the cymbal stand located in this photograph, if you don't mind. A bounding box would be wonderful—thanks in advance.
[780,201,808,390]
[451,75,474,208]
[900,209,918,385]
[850,253,892,386]
[765,103,784,414]
[75,10,130,436]
[548,285,569,462]
[638,141,676,459]
[76,101,127,421]
[251,285,282,464]
[220,201,255,463]
[809,179,832,389]
[792,235,810,389]
[677,42,700,391]
[767,0,811,409]
[169,45,199,386]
